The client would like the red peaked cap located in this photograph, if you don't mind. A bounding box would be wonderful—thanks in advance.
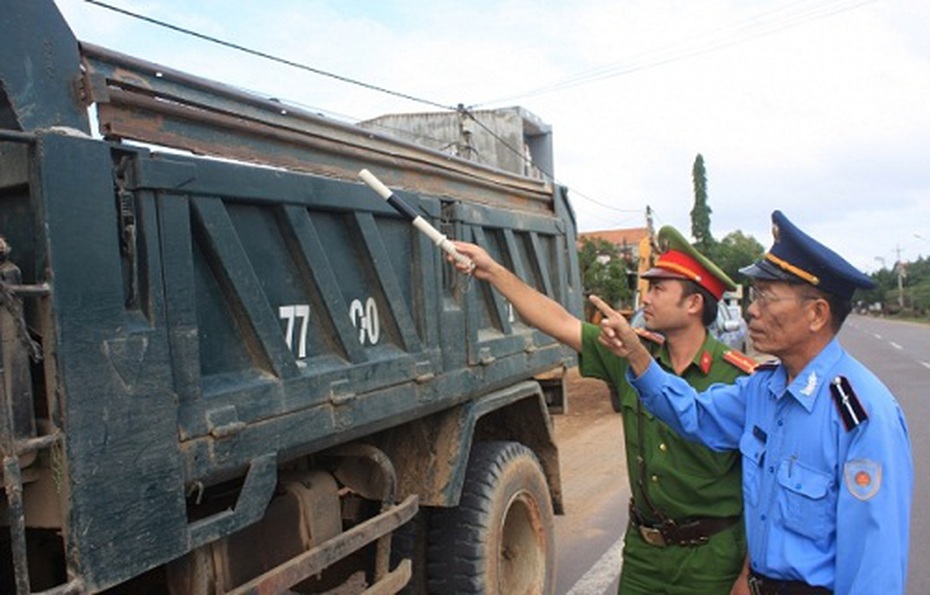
[641,226,737,301]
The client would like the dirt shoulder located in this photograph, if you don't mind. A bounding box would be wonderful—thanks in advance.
[552,367,628,516]
[553,366,615,440]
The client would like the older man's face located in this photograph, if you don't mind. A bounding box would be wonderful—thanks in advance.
[746,280,822,357]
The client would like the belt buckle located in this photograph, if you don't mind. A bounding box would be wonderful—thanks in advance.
[638,525,666,547]
[747,574,763,595]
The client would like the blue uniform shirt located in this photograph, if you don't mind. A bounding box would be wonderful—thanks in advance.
[629,338,912,594]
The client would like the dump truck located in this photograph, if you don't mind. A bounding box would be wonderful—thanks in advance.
[0,1,583,593]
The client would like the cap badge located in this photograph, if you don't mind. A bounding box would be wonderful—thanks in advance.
[772,222,780,243]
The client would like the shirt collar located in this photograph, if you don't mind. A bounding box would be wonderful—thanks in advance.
[775,338,844,412]
[656,330,718,376]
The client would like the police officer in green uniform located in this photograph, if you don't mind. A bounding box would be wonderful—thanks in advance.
[450,226,755,595]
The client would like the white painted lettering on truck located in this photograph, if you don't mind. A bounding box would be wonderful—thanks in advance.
[349,297,380,345]
[279,304,310,358]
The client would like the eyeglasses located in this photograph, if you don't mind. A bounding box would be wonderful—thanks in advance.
[749,285,821,308]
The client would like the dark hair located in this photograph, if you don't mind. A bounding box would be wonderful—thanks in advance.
[679,280,718,327]
[819,289,852,332]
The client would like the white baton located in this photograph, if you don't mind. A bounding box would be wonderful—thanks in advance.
[358,169,475,272]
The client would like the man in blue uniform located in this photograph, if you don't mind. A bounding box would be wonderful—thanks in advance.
[591,210,913,594]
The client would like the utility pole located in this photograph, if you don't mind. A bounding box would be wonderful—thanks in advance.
[894,245,905,310]
[645,205,654,242]
[636,206,656,309]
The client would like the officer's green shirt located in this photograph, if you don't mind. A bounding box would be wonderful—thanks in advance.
[579,322,746,521]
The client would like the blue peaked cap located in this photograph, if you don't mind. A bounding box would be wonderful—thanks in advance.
[739,210,876,300]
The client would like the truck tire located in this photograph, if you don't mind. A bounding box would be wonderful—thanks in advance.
[391,509,430,594]
[427,441,555,595]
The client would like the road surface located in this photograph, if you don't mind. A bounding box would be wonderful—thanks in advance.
[553,369,627,594]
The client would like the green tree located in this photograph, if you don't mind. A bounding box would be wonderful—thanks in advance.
[862,267,896,309]
[899,257,930,315]
[867,256,930,317]
[577,237,633,320]
[707,230,765,285]
[690,154,713,253]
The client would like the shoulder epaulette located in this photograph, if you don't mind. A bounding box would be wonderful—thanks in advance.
[830,375,868,431]
[634,327,666,346]
[722,350,760,374]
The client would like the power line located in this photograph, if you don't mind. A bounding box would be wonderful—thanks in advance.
[84,0,456,112]
[84,2,528,185]
[82,1,583,199]
[473,0,874,107]
[569,190,645,214]
[81,1,623,212]
[85,0,862,223]
[458,107,640,213]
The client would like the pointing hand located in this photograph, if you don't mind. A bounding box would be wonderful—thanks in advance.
[589,295,648,365]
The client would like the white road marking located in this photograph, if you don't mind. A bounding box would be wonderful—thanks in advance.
[890,342,903,350]
[921,361,930,370]
[873,333,883,340]
[566,536,624,595]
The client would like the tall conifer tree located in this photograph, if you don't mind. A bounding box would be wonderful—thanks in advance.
[691,154,713,252]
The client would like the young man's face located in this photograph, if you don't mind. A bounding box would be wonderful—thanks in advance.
[746,280,821,356]
[642,278,700,334]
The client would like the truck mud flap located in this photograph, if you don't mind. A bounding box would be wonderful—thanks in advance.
[227,494,418,595]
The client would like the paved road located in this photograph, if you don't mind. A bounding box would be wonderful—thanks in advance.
[553,314,929,594]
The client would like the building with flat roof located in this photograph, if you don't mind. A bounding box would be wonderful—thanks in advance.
[359,106,553,182]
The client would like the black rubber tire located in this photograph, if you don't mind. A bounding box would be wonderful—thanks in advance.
[391,509,430,594]
[426,441,555,595]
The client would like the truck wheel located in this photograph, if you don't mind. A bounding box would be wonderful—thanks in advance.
[427,441,555,594]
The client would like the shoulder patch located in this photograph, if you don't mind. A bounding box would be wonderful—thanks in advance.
[634,327,665,346]
[830,375,868,431]
[844,459,882,500]
[722,350,759,374]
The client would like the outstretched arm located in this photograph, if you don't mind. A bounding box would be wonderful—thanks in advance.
[450,241,583,351]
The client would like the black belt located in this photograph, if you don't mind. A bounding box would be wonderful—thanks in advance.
[628,502,740,548]
[748,571,832,595]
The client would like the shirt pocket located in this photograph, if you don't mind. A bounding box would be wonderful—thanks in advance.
[777,460,833,540]
[739,432,766,507]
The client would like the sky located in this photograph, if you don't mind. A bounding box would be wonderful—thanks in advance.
[52,0,930,273]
